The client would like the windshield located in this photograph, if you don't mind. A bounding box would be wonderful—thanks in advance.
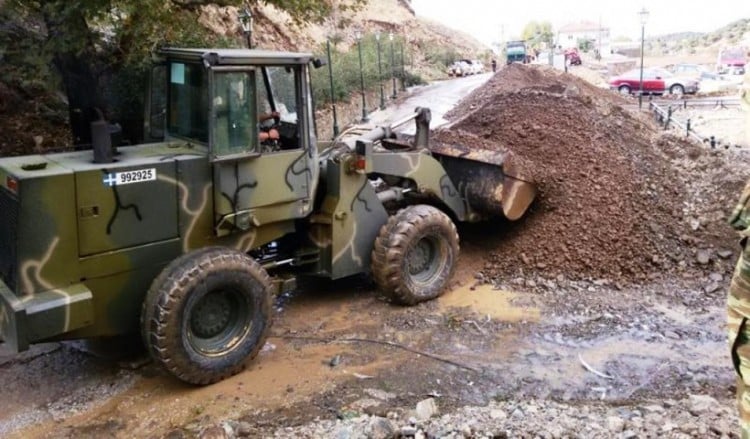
[265,66,298,122]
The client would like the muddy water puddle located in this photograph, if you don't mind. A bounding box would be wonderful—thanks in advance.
[2,272,731,437]
[439,282,540,322]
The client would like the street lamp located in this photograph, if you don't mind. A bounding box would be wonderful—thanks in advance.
[389,32,397,99]
[355,29,368,122]
[637,7,649,109]
[238,6,253,49]
[375,32,385,110]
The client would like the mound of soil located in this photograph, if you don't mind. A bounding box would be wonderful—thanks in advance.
[435,64,725,283]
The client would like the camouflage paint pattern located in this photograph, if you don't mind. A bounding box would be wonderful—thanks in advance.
[729,70,750,438]
[0,141,304,350]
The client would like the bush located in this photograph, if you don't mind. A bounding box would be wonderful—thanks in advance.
[311,35,408,106]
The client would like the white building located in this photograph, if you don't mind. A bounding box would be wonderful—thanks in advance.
[557,21,610,55]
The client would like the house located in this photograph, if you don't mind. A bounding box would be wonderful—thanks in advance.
[557,21,610,55]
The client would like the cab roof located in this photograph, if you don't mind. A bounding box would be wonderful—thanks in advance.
[159,47,315,66]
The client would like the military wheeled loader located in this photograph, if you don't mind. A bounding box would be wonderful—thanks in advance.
[0,48,536,385]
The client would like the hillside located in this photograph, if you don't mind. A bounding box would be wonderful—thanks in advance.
[0,0,490,156]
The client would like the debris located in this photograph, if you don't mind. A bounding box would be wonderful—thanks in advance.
[416,397,438,421]
[329,355,342,367]
[578,353,613,380]
[696,250,711,265]
[352,372,374,380]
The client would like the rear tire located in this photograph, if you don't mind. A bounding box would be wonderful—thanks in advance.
[669,84,685,96]
[141,247,272,385]
[618,85,631,95]
[371,205,459,305]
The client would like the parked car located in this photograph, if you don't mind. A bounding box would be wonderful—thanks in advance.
[447,60,471,77]
[470,60,485,74]
[608,67,699,96]
[717,46,747,75]
[670,63,721,81]
[564,48,582,66]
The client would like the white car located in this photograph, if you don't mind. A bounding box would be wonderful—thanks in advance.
[470,60,485,74]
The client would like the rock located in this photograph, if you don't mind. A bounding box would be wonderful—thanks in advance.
[334,426,352,439]
[688,394,719,416]
[490,409,507,420]
[708,272,724,282]
[364,388,397,401]
[415,398,438,421]
[526,279,537,288]
[235,421,253,438]
[641,404,665,413]
[664,331,680,340]
[696,250,711,265]
[400,426,417,436]
[199,426,228,439]
[718,249,734,259]
[511,408,524,419]
[620,430,638,439]
[704,282,721,294]
[368,417,395,439]
[607,416,625,432]
[521,253,531,265]
[329,355,342,367]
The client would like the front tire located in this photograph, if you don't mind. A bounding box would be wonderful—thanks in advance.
[371,205,459,305]
[618,85,631,95]
[141,247,272,385]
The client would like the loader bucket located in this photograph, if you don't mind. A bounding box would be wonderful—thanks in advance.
[430,142,536,221]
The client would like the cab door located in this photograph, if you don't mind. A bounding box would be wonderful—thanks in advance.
[209,67,312,237]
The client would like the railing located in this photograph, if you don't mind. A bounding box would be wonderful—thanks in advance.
[648,100,742,147]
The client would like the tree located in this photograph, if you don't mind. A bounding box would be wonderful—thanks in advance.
[2,0,367,146]
[521,21,554,51]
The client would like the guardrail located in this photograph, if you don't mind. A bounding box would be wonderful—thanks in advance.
[649,100,741,148]
[651,96,740,109]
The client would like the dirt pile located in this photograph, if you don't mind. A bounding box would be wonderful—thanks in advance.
[435,64,730,283]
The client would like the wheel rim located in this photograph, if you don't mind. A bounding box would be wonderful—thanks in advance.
[618,86,630,95]
[670,85,683,95]
[188,287,252,355]
[406,235,445,285]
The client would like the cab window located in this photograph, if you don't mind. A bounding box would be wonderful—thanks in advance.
[211,70,258,157]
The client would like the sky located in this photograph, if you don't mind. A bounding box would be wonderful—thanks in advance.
[410,0,750,48]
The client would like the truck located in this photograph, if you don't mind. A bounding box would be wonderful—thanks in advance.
[717,46,747,75]
[0,48,536,385]
[506,40,527,65]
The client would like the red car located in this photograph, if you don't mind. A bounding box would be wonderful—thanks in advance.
[608,68,699,96]
[564,49,582,66]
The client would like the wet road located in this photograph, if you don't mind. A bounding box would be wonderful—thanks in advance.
[366,72,492,133]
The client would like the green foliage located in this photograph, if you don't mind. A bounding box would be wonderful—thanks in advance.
[521,21,554,50]
[262,0,367,25]
[577,38,594,52]
[311,35,410,106]
[422,41,460,67]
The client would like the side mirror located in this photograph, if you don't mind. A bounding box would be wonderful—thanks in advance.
[312,58,327,68]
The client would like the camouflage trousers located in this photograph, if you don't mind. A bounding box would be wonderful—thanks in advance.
[729,247,750,438]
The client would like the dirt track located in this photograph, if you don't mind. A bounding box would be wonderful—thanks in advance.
[0,63,748,438]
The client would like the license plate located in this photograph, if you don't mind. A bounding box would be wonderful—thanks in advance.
[103,168,157,187]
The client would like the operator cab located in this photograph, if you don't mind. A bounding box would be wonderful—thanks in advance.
[147,48,317,160]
